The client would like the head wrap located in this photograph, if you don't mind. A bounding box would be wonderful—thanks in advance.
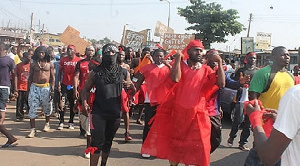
[67,45,77,53]
[102,44,119,55]
[244,52,257,64]
[96,50,102,55]
[182,39,205,60]
[98,43,122,84]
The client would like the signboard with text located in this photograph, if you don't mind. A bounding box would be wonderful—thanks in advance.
[154,21,174,37]
[124,30,145,51]
[162,33,195,50]
[256,32,271,50]
[241,37,254,54]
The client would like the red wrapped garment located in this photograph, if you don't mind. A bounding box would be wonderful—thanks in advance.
[141,62,217,166]
[121,89,129,113]
[139,63,174,106]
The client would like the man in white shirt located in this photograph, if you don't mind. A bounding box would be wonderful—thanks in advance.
[246,84,300,165]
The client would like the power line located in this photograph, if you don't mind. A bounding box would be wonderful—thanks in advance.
[2,0,188,6]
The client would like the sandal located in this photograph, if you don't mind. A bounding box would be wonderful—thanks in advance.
[136,119,143,125]
[1,140,18,148]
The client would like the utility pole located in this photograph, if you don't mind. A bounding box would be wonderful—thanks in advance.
[247,13,252,37]
[30,13,34,32]
[121,24,128,46]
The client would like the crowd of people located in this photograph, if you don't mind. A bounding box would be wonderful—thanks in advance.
[0,39,299,166]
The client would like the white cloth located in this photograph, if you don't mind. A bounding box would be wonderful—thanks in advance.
[273,84,300,166]
[7,52,15,60]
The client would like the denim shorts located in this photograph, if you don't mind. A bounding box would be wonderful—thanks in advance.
[0,88,9,111]
[28,84,53,119]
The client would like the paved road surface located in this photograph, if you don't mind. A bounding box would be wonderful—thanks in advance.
[0,101,253,166]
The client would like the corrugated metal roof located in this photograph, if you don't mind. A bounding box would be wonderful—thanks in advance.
[0,30,24,38]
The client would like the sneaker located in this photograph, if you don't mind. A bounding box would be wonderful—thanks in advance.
[227,137,234,147]
[57,123,64,130]
[43,122,50,132]
[84,152,90,159]
[27,128,36,138]
[141,154,151,158]
[124,133,132,142]
[239,144,250,151]
[16,118,23,122]
[68,123,74,130]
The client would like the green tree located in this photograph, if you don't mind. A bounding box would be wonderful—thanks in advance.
[88,39,98,45]
[99,37,111,45]
[178,0,244,48]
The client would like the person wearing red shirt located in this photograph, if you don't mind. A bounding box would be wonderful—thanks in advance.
[134,49,172,158]
[15,52,31,122]
[73,46,95,158]
[58,45,81,130]
[141,40,225,166]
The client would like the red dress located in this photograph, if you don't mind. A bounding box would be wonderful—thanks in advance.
[141,62,217,166]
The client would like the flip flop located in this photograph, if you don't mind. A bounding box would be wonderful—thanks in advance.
[1,140,18,148]
[1,143,17,148]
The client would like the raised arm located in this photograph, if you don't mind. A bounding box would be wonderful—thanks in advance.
[170,53,182,83]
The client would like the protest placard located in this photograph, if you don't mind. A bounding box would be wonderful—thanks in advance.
[162,33,195,50]
[124,30,145,51]
[60,25,90,54]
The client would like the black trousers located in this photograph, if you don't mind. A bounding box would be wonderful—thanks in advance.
[16,91,29,119]
[142,103,157,142]
[91,114,120,154]
[210,115,222,153]
[59,84,75,124]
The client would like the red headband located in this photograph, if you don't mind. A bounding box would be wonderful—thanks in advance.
[182,39,205,60]
[90,59,100,66]
[67,45,77,53]
[244,52,256,64]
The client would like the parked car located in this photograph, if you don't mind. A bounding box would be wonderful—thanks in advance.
[220,87,237,121]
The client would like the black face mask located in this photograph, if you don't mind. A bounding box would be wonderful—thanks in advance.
[102,53,117,67]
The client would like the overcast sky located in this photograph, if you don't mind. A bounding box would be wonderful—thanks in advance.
[1,0,300,50]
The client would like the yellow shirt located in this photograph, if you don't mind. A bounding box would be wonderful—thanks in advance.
[14,54,22,65]
[259,72,294,109]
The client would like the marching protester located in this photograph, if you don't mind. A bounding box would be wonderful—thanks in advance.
[74,46,95,137]
[27,46,55,138]
[227,52,259,151]
[130,47,151,125]
[57,45,81,130]
[244,46,294,165]
[15,52,31,122]
[82,44,135,166]
[133,48,172,157]
[117,50,133,142]
[0,42,18,147]
[141,39,225,166]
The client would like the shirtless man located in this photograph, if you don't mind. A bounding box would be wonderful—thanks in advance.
[117,50,132,142]
[27,46,54,138]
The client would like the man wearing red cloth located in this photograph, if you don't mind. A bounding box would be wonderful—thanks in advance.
[134,49,172,158]
[141,39,225,166]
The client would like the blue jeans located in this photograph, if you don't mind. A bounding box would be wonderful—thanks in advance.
[229,102,251,145]
[0,88,9,111]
